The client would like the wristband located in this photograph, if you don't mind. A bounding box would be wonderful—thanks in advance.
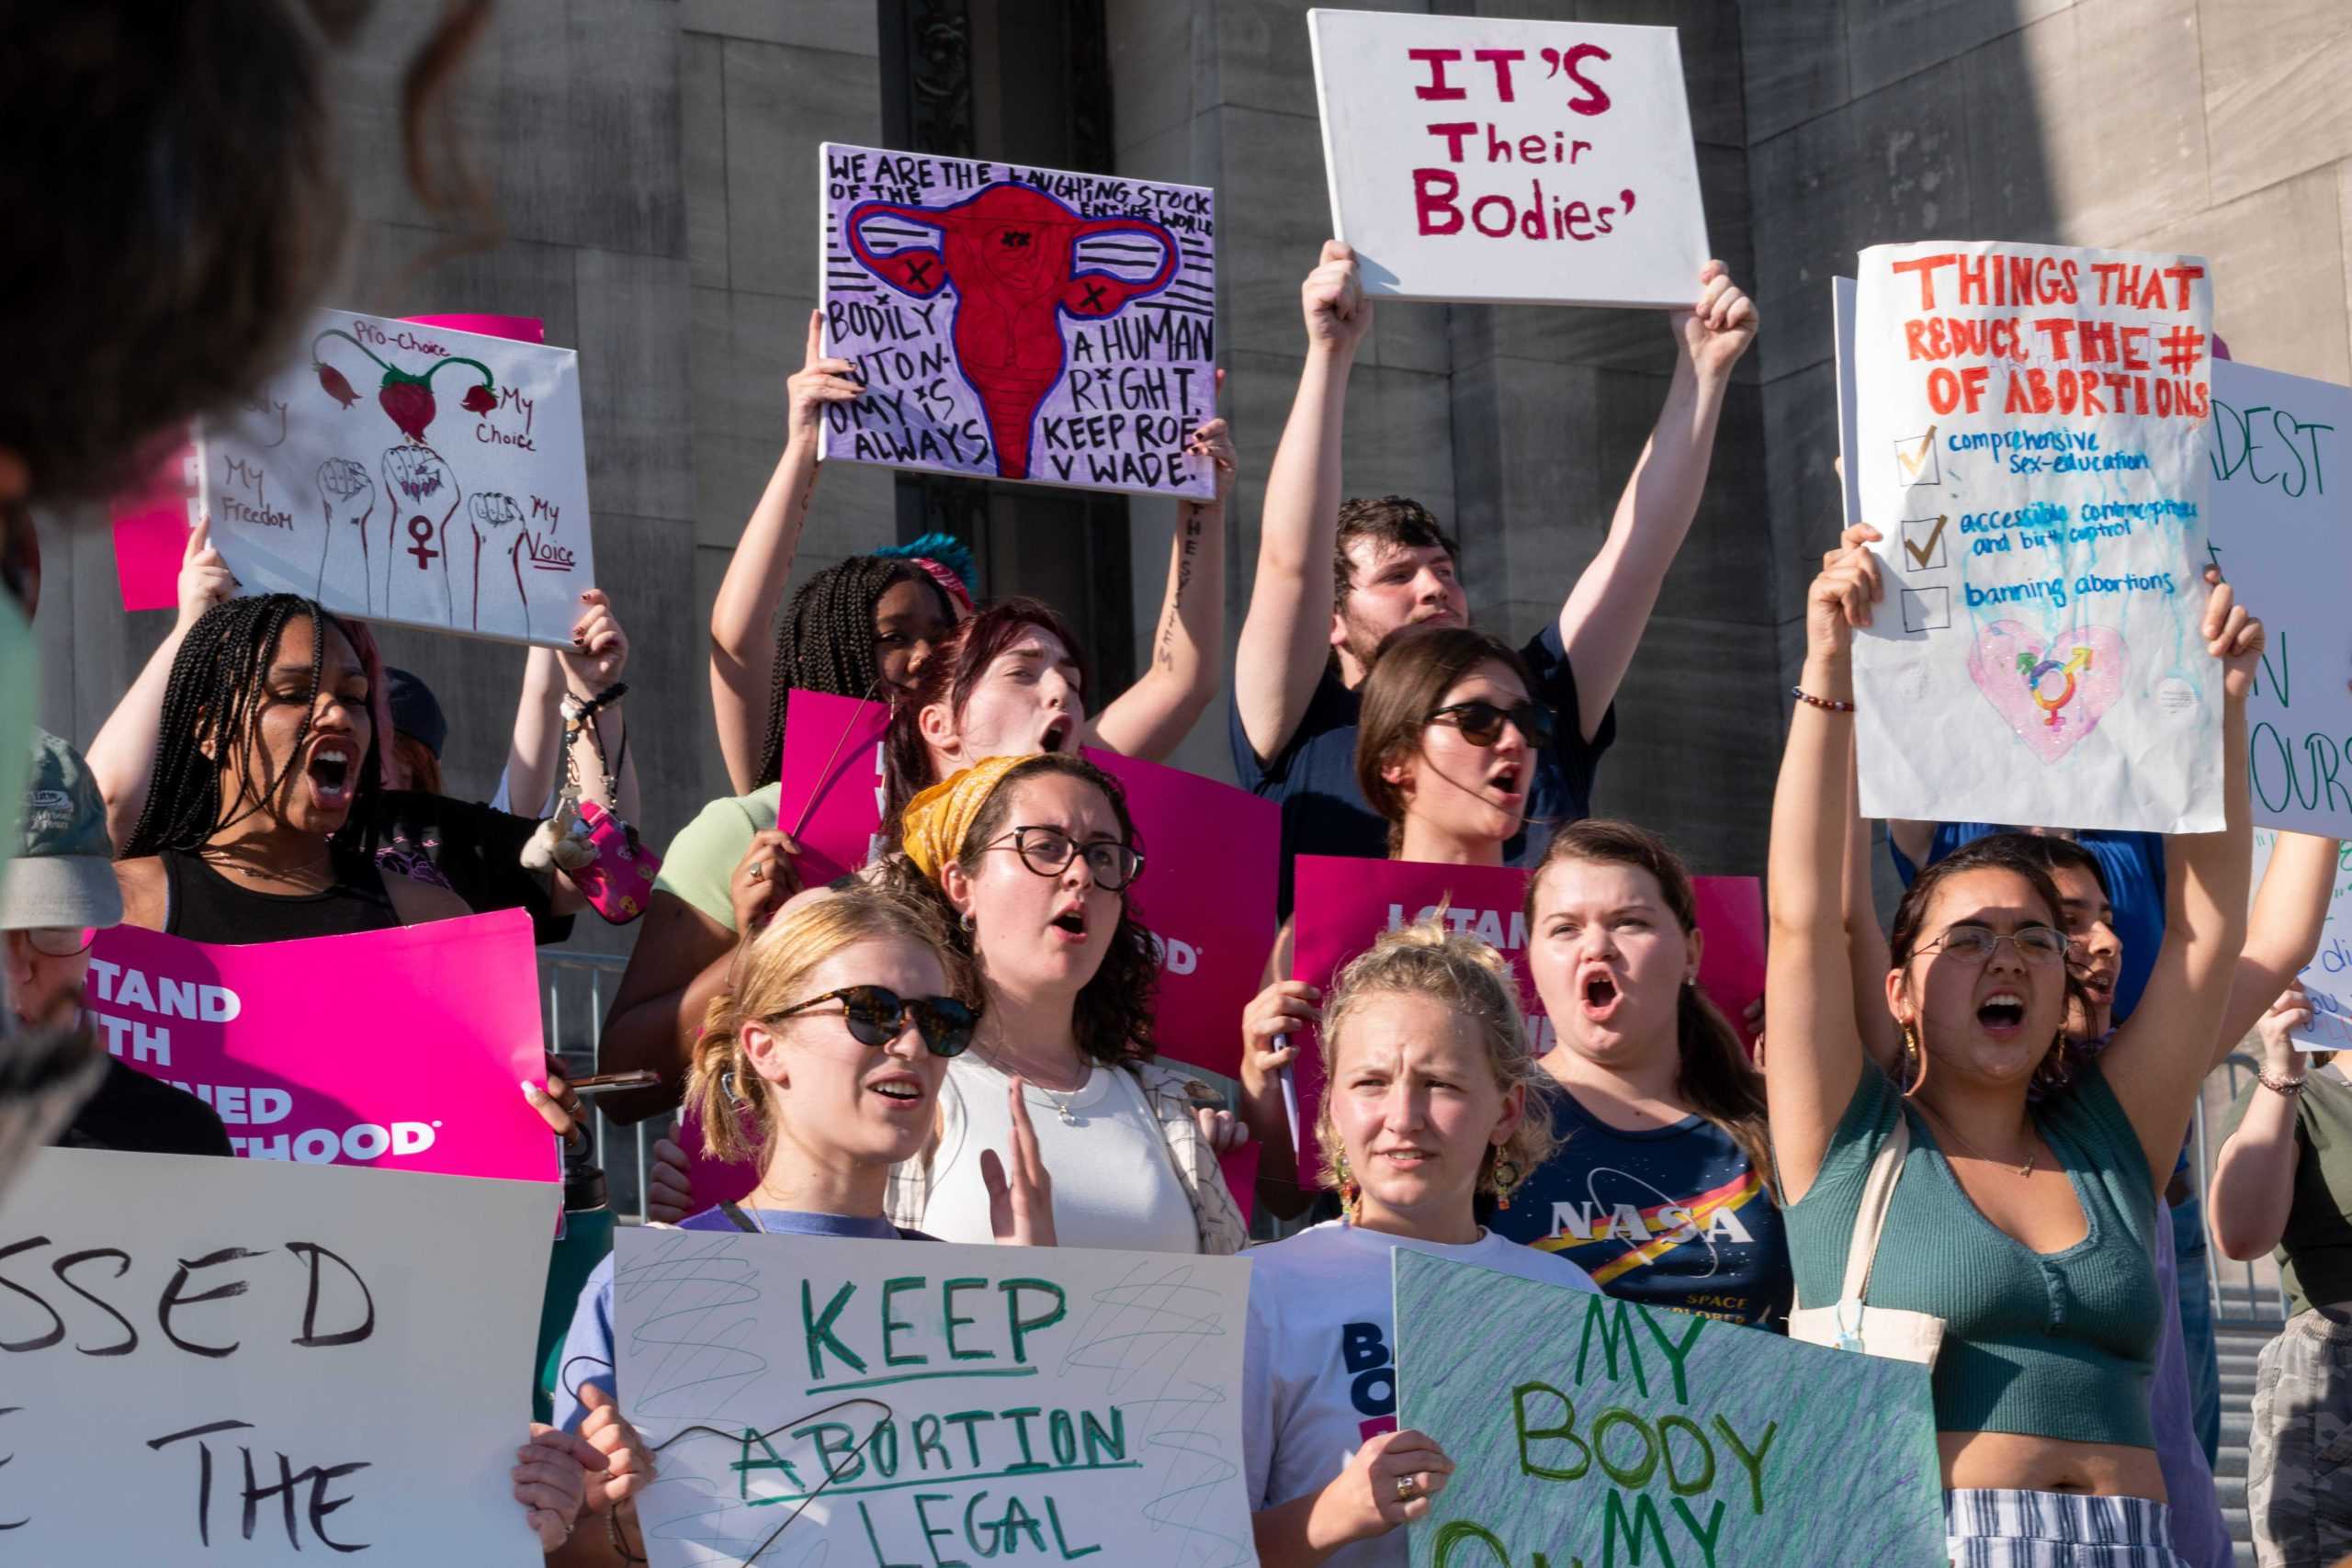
[561,682,629,725]
[2257,1066,2310,1099]
[1791,686,1855,713]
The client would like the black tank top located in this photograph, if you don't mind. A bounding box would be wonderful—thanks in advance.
[161,847,401,943]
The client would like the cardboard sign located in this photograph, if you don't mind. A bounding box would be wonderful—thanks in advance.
[2205,361,2352,836]
[1851,242,2221,833]
[2254,829,2352,1051]
[1306,8,1708,308]
[819,142,1216,498]
[85,910,557,1183]
[1394,1248,1944,1568]
[776,688,1277,1077]
[1287,856,1765,1187]
[611,1227,1254,1568]
[0,1145,552,1562]
[200,308,594,646]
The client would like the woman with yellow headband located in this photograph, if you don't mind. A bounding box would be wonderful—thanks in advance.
[886,750,1249,1253]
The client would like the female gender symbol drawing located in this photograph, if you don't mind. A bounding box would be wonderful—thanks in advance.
[843,183,1180,480]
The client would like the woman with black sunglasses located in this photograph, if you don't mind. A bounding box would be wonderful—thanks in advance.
[878,750,1250,1254]
[548,881,1051,1559]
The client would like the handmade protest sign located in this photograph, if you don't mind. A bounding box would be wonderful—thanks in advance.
[199,307,594,645]
[819,142,1216,498]
[2254,829,2352,1051]
[1306,8,1707,308]
[2205,360,2352,836]
[1287,856,1764,1187]
[86,909,557,1182]
[1394,1248,1943,1568]
[612,1227,1254,1568]
[777,688,1274,1077]
[1851,242,2220,832]
[0,1145,551,1562]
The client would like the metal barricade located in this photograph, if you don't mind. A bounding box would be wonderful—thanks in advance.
[537,948,670,1223]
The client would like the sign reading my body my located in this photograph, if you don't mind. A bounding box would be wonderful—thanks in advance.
[819,141,1217,499]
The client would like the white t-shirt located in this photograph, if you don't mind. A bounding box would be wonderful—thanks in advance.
[919,1053,1200,1253]
[1242,1220,1598,1568]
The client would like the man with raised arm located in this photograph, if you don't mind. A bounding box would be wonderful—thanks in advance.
[1231,241,1758,915]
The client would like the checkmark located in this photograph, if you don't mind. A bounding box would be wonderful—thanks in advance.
[1894,426,1939,486]
[1902,513,1950,571]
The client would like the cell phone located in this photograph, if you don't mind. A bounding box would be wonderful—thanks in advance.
[570,798,662,925]
[563,1069,662,1096]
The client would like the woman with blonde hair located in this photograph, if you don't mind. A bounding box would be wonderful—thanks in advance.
[1243,920,1595,1568]
[546,883,1050,1563]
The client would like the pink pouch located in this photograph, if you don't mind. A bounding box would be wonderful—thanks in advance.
[567,799,660,924]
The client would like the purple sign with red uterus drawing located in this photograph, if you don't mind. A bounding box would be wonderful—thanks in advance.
[817,142,1217,499]
[198,309,595,647]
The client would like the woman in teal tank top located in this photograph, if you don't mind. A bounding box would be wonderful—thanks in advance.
[1767,528,2264,1566]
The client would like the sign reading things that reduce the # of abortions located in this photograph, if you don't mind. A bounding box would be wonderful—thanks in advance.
[1306,8,1708,308]
[85,909,557,1183]
[2204,358,2352,839]
[1852,242,2221,834]
[819,142,1216,498]
[775,688,1274,1080]
[0,1146,553,1564]
[1395,1248,1945,1568]
[201,307,594,647]
[612,1227,1254,1568]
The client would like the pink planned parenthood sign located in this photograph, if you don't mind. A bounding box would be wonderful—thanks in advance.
[778,687,1275,1077]
[1288,855,1765,1187]
[84,909,557,1183]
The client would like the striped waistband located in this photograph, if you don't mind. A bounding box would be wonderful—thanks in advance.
[1946,1488,2176,1556]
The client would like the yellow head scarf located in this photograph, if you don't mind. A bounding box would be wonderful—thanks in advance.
[899,754,1032,882]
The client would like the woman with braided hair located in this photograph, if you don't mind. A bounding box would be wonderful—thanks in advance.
[108,593,470,941]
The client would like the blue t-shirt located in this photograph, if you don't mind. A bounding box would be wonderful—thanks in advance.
[1230,620,1615,918]
[1488,1087,1792,1328]
[1889,822,2165,1024]
[552,1205,924,1434]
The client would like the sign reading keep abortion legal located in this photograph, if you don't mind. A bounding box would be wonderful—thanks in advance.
[1307,8,1709,307]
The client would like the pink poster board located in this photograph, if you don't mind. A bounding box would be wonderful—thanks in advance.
[776,688,1276,1077]
[84,909,558,1183]
[111,315,547,612]
[1286,855,1765,1187]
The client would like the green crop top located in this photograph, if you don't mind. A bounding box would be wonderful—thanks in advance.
[1784,1062,2162,1449]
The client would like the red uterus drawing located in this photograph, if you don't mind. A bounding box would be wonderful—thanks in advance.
[844,184,1180,479]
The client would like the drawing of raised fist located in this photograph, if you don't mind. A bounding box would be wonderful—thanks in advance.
[463,490,528,635]
[380,445,461,628]
[314,457,375,613]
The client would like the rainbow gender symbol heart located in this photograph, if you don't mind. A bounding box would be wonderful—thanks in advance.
[1964,620,2128,763]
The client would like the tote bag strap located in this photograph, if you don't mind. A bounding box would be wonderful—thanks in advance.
[1838,1113,1910,1303]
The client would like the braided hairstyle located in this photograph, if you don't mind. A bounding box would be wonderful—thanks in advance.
[122,593,382,858]
[755,556,951,789]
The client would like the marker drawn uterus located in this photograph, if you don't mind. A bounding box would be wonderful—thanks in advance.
[843,184,1180,479]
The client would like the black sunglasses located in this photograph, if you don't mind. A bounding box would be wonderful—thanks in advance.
[768,985,977,1058]
[1427,698,1554,750]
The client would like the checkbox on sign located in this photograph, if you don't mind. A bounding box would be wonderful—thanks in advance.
[1901,514,1950,572]
[1894,428,1939,487]
[1900,586,1951,633]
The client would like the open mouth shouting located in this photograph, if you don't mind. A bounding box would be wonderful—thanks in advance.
[1047,900,1091,943]
[1976,989,2027,1040]
[1039,714,1075,753]
[303,739,358,812]
[1578,964,1623,1023]
[1485,759,1527,812]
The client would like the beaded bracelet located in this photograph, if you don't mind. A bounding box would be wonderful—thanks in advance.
[560,681,629,724]
[2257,1067,2310,1099]
[1791,686,1856,714]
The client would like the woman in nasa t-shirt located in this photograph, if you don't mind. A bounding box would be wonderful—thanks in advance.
[1242,921,1595,1568]
[1493,821,1791,1328]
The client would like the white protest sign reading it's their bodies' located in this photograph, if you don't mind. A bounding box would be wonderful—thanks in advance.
[2205,359,2352,837]
[2254,829,2352,1052]
[0,1146,550,1562]
[820,142,1217,499]
[1306,8,1708,308]
[201,308,594,647]
[612,1227,1254,1568]
[1850,242,2221,833]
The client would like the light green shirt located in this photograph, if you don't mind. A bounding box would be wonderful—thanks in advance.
[650,782,781,931]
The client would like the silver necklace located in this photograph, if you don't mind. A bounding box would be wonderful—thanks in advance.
[974,1043,1087,1124]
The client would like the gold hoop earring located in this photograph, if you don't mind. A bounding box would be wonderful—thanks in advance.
[1900,1022,1928,1099]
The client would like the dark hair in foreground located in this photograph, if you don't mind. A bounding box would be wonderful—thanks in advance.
[1526,819,1775,1195]
[879,752,1156,1069]
[1355,624,1534,852]
[880,597,1090,829]
[122,594,384,858]
[758,555,949,789]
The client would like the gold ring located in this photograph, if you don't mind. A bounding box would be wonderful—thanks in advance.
[1394,1476,1419,1503]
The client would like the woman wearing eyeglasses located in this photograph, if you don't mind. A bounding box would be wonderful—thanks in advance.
[1766,531,2260,1564]
[548,881,1051,1560]
[880,750,1250,1253]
